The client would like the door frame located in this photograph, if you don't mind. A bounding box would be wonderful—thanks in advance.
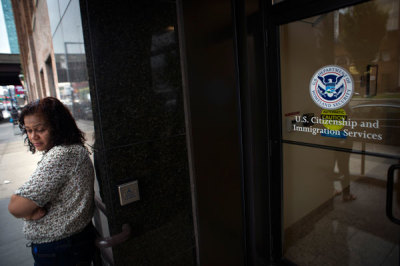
[264,0,369,264]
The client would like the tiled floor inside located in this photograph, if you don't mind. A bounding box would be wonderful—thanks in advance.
[284,176,399,266]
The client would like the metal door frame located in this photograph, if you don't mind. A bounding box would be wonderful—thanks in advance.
[264,0,371,264]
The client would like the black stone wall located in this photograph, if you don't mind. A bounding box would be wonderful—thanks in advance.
[79,1,196,265]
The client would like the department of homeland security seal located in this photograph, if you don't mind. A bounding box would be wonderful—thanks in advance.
[310,65,354,110]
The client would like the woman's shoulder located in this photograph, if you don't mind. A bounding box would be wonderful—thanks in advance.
[40,145,89,169]
[46,144,88,158]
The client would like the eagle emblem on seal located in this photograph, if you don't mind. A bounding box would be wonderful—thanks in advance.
[309,65,354,110]
[317,74,345,100]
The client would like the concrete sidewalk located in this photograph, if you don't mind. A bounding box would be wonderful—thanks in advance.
[0,121,39,266]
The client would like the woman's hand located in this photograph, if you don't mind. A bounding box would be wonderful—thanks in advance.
[8,194,46,220]
[26,207,47,220]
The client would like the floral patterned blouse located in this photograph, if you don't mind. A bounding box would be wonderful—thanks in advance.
[15,144,95,244]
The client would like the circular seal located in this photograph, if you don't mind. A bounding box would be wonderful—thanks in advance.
[310,65,354,110]
[321,109,347,131]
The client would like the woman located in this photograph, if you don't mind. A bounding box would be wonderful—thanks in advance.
[8,97,96,265]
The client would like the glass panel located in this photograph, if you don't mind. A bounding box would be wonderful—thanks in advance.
[50,0,93,150]
[280,0,400,158]
[283,144,399,265]
[58,0,70,18]
[52,0,92,126]
[53,27,66,82]
[46,0,61,35]
[280,1,400,265]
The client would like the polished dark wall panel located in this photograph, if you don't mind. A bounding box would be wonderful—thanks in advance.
[179,0,246,264]
[80,0,196,265]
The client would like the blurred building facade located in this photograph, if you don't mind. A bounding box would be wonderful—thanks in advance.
[11,0,91,118]
[11,0,57,101]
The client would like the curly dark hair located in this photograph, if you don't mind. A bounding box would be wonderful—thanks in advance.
[18,97,85,153]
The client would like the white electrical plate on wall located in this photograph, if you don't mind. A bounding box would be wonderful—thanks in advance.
[118,180,140,206]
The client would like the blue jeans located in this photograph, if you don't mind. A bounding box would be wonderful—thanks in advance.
[31,223,96,266]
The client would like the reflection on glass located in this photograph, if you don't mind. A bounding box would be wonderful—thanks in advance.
[58,0,70,20]
[272,0,285,4]
[281,1,400,265]
[146,18,184,137]
[283,144,400,265]
[46,0,61,35]
[50,0,93,144]
[151,26,180,111]
[280,0,400,157]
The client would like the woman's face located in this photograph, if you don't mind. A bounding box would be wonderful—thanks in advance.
[24,114,52,151]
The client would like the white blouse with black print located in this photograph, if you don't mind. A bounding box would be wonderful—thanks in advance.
[15,144,95,244]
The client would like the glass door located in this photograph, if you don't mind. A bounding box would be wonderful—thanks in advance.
[272,0,400,265]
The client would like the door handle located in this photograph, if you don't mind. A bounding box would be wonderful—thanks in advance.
[386,164,400,225]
